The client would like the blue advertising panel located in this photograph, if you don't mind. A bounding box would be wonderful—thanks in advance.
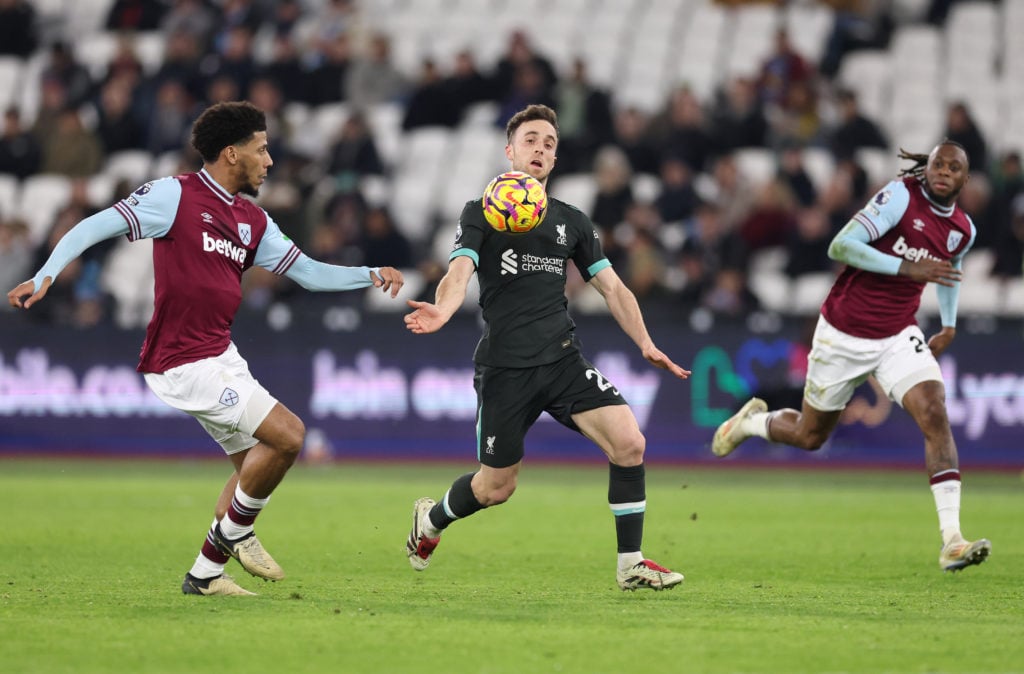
[1,312,1021,469]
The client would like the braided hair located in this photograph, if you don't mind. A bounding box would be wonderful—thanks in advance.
[897,139,968,179]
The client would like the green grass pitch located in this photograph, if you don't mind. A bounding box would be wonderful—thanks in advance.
[1,459,1021,674]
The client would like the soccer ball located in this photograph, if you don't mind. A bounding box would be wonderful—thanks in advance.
[481,171,548,234]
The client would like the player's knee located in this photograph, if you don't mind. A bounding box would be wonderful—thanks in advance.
[277,415,305,459]
[610,432,645,466]
[915,397,950,432]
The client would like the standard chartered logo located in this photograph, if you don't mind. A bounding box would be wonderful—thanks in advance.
[499,248,564,276]
[500,248,518,275]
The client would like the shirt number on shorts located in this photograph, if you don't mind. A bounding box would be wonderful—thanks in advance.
[585,368,619,395]
[909,335,926,353]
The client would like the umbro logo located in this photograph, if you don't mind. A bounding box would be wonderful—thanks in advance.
[201,212,213,224]
[913,218,925,231]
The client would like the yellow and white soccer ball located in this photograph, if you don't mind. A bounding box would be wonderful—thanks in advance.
[481,171,548,234]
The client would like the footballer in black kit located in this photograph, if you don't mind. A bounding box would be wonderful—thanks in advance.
[404,103,690,591]
[455,196,625,468]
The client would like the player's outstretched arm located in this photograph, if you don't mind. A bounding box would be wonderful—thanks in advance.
[404,255,474,334]
[589,267,691,380]
[7,277,52,309]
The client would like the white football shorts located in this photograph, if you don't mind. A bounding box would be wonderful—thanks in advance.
[144,342,279,455]
[803,315,943,412]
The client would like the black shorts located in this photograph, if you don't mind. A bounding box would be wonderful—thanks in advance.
[472,352,628,468]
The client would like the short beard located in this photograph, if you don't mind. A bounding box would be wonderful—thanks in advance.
[238,181,260,198]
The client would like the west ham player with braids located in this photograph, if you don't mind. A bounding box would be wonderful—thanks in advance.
[403,104,691,591]
[8,102,404,595]
[713,140,991,572]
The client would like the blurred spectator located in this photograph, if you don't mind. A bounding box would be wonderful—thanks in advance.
[820,0,893,78]
[589,145,635,233]
[306,32,353,105]
[702,267,760,318]
[676,201,753,316]
[819,156,865,230]
[259,34,308,103]
[402,59,460,130]
[40,42,95,109]
[495,62,556,129]
[783,204,836,278]
[445,50,494,118]
[203,74,241,106]
[829,88,888,159]
[777,144,818,207]
[266,0,302,38]
[345,32,410,109]
[769,79,822,149]
[553,58,614,174]
[31,77,70,145]
[304,0,363,62]
[247,76,290,170]
[41,108,104,178]
[944,101,988,175]
[738,178,798,251]
[160,0,218,53]
[710,76,769,152]
[650,87,716,173]
[326,111,384,179]
[361,206,413,268]
[0,0,38,58]
[145,79,196,155]
[491,30,558,105]
[0,107,42,179]
[200,25,257,99]
[620,226,671,308]
[211,0,263,56]
[99,35,146,90]
[95,79,145,154]
[0,218,32,305]
[610,107,660,175]
[147,30,206,105]
[986,151,1023,265]
[654,156,699,224]
[707,154,755,234]
[757,29,814,111]
[106,0,168,31]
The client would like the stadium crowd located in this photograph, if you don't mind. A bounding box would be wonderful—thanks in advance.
[1,0,1022,329]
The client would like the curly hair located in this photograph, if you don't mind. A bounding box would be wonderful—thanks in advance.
[505,104,559,144]
[190,101,267,163]
[897,139,968,179]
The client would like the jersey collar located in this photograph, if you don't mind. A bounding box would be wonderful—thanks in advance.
[197,168,236,205]
[918,183,954,217]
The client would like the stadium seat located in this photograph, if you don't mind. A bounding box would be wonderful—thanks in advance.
[17,174,71,245]
[0,57,25,112]
[733,148,777,189]
[549,174,597,215]
[103,150,155,185]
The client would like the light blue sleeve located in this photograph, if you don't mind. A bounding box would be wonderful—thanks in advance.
[116,177,182,240]
[935,217,977,328]
[254,213,377,291]
[32,208,130,289]
[827,180,910,275]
